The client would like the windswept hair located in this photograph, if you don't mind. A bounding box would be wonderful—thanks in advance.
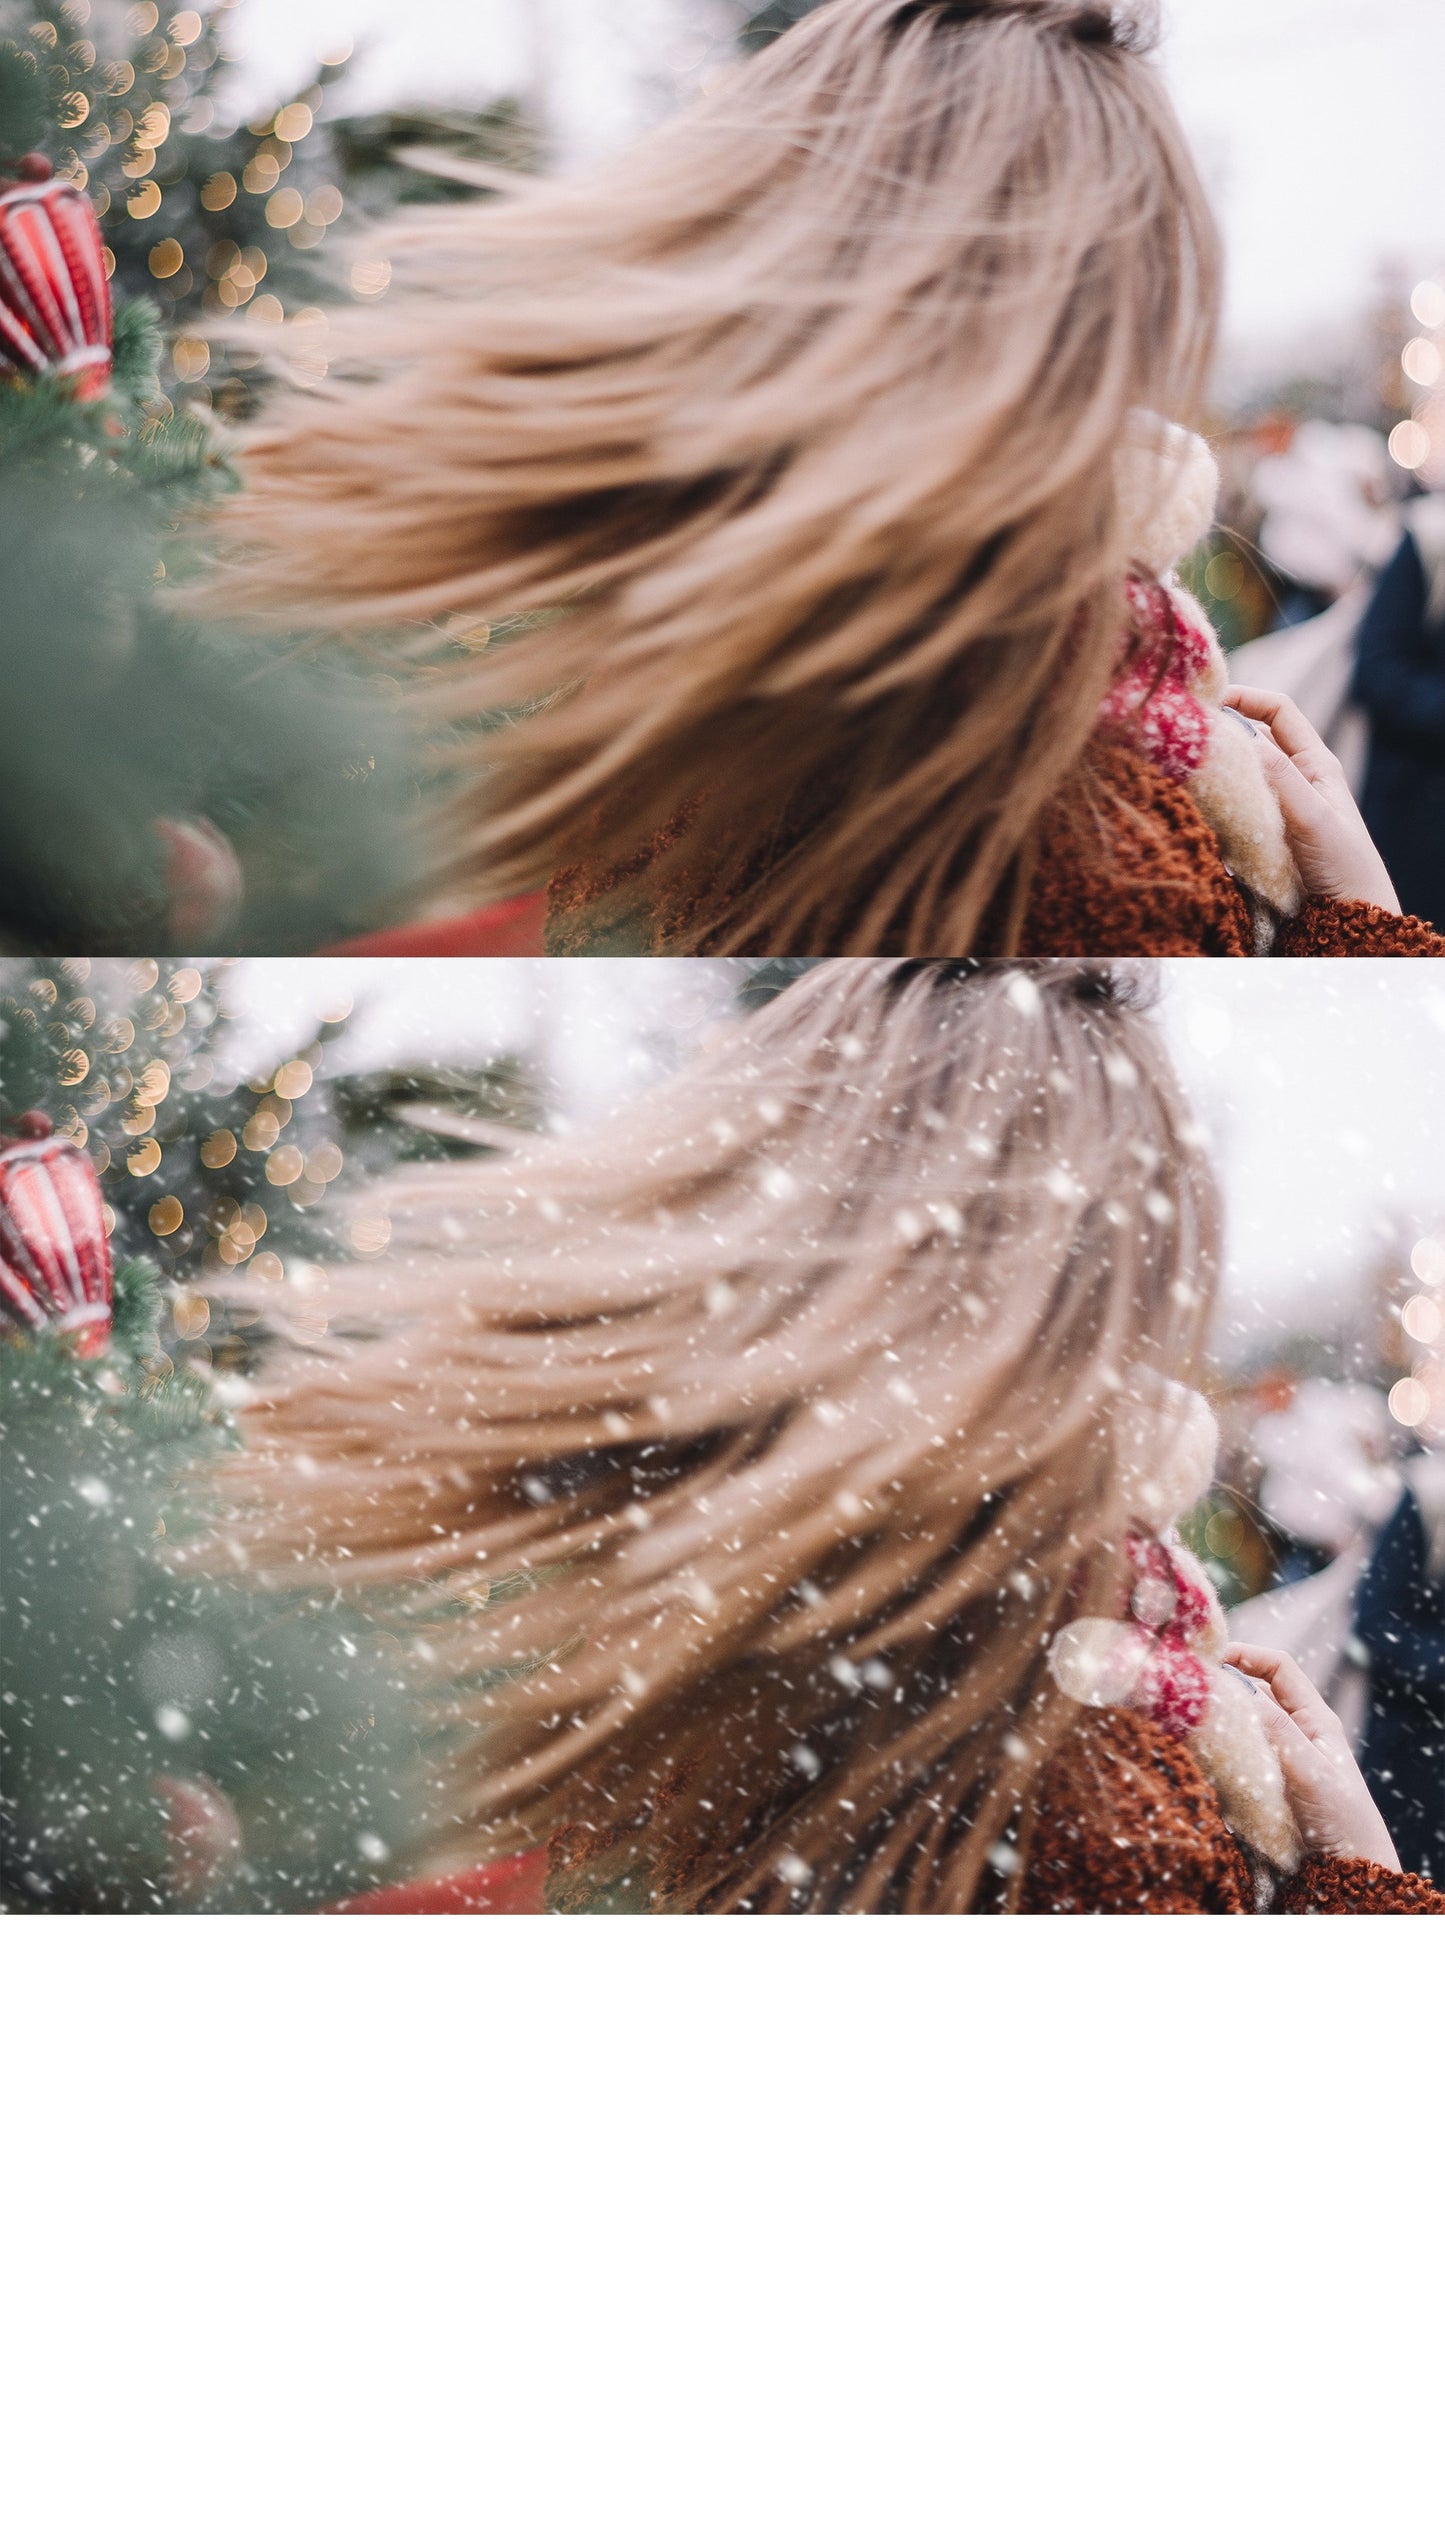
[212,0,1220,952]
[229,961,1221,1912]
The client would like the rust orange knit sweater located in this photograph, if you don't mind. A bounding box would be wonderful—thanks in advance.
[1021,1710,1442,1914]
[546,736,1444,959]
[345,1707,1443,1913]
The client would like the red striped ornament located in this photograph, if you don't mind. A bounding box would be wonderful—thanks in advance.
[0,172,113,401]
[0,1115,114,1356]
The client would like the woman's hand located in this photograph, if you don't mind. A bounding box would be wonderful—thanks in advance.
[1225,1642,1401,1871]
[1222,688,1402,915]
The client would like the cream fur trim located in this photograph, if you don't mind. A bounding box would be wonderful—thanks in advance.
[1118,420,1220,577]
[1051,1386,1306,1880]
[1125,1383,1221,1530]
[1189,710,1305,920]
[1117,423,1302,919]
[1191,1659,1304,1878]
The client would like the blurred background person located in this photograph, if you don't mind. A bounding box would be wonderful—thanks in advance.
[1353,487,1445,928]
[1252,421,1399,631]
[1356,1446,1445,1881]
[1254,1380,1401,1588]
[1228,1382,1403,1755]
[1227,421,1399,795]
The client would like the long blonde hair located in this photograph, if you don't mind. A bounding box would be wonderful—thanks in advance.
[214,0,1220,953]
[231,961,1220,1911]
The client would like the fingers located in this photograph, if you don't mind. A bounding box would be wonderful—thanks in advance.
[1250,732,1334,837]
[1225,1641,1308,1700]
[1246,1686,1348,1798]
[1222,687,1341,783]
[1225,1643,1342,1746]
[1246,1682,1307,1761]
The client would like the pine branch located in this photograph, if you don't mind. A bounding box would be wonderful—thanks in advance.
[0,36,61,167]
[737,1,825,49]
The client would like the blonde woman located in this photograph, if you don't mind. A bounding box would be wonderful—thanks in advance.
[218,0,1440,961]
[231,963,1441,1913]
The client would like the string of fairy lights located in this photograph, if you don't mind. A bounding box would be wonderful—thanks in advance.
[13,958,380,1380]
[1392,1235,1445,1439]
[1390,278,1445,483]
[23,1,363,403]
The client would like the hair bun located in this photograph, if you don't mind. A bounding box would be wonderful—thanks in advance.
[1068,3,1161,43]
[888,959,1160,1014]
[1050,2,1162,46]
[888,2,1158,49]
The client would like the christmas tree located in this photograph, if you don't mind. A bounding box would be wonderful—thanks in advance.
[0,346,430,949]
[2,3,541,411]
[1,953,548,1911]
[737,1,824,48]
[0,125,429,955]
[0,11,547,953]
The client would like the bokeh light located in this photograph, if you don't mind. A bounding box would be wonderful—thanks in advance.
[1402,1295,1442,1346]
[1388,1378,1430,1430]
[1388,419,1431,472]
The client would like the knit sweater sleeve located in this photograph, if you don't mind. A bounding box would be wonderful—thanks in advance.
[1020,1711,1445,1914]
[1275,1857,1445,1914]
[1272,900,1445,957]
[1020,1710,1256,1913]
[1018,741,1258,958]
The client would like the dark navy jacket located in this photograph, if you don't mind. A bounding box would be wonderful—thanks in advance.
[1354,526,1445,928]
[1356,1483,1444,1881]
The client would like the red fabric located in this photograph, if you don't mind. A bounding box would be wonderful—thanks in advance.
[1097,577,1215,785]
[327,1848,550,1915]
[328,894,548,958]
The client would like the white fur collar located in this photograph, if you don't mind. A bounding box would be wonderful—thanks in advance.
[1048,1389,1305,1879]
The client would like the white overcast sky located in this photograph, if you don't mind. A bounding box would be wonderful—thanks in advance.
[228,0,1445,364]
[220,960,1445,1349]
